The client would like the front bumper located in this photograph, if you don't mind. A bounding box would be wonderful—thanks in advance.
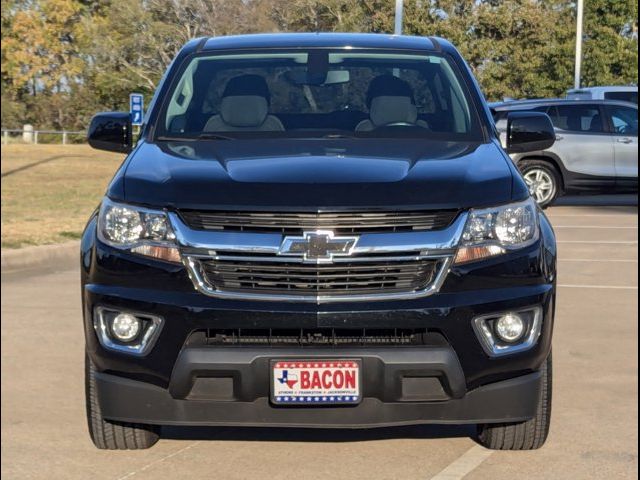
[95,346,542,427]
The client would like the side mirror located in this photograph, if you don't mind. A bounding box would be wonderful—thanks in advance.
[87,112,132,153]
[506,111,555,154]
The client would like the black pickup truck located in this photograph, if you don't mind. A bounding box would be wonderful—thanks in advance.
[83,33,557,450]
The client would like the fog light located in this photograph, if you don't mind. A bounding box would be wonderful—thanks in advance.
[494,313,525,343]
[94,307,163,356]
[111,313,141,342]
[472,306,543,357]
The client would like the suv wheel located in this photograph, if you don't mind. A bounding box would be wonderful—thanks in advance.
[476,353,552,450]
[85,354,160,449]
[520,161,561,208]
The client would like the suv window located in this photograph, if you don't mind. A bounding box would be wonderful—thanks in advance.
[604,91,638,104]
[492,105,547,125]
[158,50,482,140]
[605,105,638,136]
[548,105,604,133]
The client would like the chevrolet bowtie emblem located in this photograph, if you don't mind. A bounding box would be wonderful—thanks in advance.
[279,230,358,263]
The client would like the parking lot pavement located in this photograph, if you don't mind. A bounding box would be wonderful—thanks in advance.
[2,199,637,480]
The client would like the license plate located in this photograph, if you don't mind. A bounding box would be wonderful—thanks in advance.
[271,359,361,405]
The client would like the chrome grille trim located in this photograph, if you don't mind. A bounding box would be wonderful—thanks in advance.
[168,212,469,254]
[170,212,468,303]
[179,210,459,234]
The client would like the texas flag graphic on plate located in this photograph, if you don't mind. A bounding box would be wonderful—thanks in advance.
[272,359,361,405]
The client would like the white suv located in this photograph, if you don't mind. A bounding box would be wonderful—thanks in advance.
[492,99,638,207]
[566,86,638,105]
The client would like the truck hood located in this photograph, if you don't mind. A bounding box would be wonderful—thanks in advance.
[114,139,518,210]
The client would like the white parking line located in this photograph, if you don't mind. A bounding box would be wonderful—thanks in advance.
[429,445,493,480]
[557,240,638,244]
[553,225,638,229]
[558,284,638,290]
[116,442,200,480]
[547,214,638,218]
[560,258,638,263]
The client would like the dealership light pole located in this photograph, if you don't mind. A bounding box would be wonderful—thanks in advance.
[574,0,585,89]
[395,0,404,35]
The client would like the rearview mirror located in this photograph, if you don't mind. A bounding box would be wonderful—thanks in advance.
[506,112,555,154]
[88,112,132,153]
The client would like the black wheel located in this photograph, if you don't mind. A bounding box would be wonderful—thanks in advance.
[85,354,160,449]
[476,353,552,450]
[519,160,562,208]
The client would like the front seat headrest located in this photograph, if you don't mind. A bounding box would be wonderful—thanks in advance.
[204,74,284,131]
[369,96,418,126]
[354,75,421,130]
[222,74,271,104]
[366,74,415,108]
[220,96,269,127]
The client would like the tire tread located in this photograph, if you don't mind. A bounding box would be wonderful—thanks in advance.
[476,353,552,450]
[85,354,159,450]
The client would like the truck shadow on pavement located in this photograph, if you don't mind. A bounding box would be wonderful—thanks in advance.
[161,424,476,443]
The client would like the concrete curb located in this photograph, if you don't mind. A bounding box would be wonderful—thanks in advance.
[1,241,79,273]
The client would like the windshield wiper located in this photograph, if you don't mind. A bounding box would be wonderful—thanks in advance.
[322,133,357,139]
[155,135,198,141]
[156,133,235,141]
[197,133,235,140]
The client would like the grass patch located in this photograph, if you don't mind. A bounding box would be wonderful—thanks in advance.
[1,144,125,248]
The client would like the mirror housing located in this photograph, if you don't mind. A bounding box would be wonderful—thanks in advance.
[506,111,555,154]
[88,112,132,153]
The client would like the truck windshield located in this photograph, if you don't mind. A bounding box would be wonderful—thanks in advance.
[157,50,482,140]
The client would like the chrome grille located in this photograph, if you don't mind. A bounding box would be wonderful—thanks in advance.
[179,210,458,234]
[194,253,444,297]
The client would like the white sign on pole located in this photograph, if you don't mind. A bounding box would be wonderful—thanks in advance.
[130,93,144,126]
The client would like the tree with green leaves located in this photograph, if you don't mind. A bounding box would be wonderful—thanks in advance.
[1,0,637,130]
[582,0,638,87]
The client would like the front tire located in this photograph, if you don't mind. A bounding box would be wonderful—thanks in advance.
[85,354,160,449]
[476,353,552,450]
[520,160,561,208]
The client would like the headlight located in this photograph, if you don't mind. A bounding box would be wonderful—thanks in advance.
[97,198,180,263]
[455,197,539,264]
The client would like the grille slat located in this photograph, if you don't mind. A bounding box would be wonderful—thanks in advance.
[199,255,440,297]
[206,271,423,280]
[180,210,458,234]
[205,257,425,268]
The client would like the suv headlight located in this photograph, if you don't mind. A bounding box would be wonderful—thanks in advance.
[97,198,180,263]
[455,197,539,264]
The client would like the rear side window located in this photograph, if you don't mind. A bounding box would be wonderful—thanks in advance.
[548,105,604,133]
[604,91,638,104]
[493,105,547,127]
[605,105,638,136]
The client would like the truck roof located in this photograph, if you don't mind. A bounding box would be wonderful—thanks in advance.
[199,33,443,53]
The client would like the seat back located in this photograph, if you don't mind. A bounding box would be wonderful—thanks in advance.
[355,96,424,131]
